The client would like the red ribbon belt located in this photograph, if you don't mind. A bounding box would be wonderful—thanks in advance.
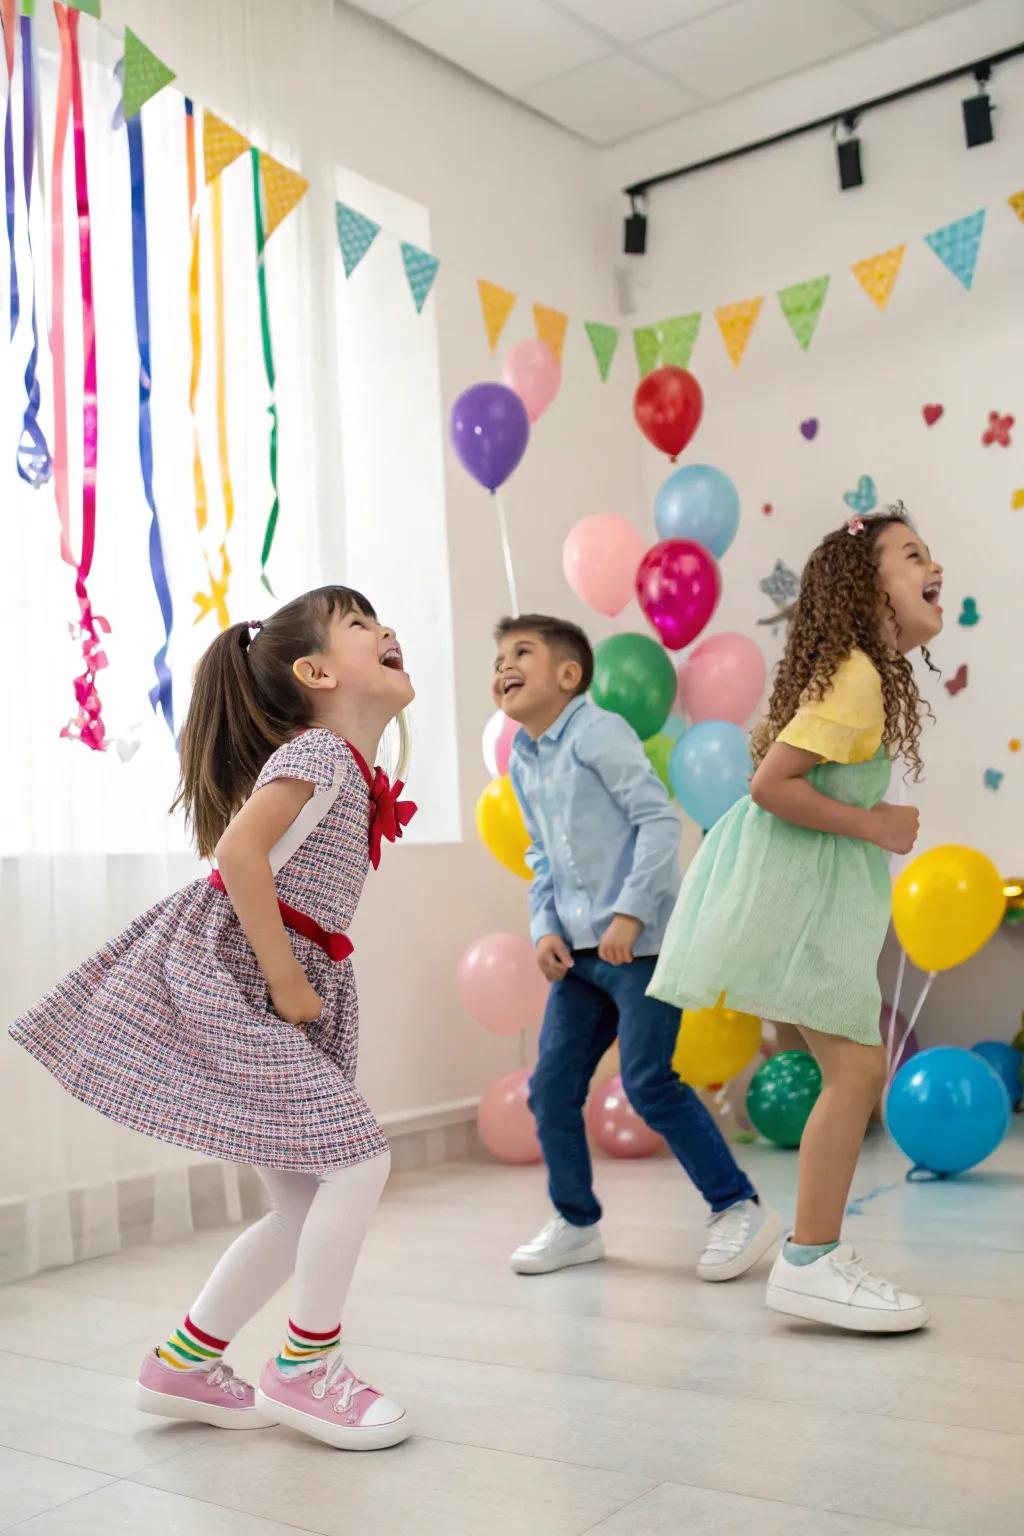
[207,870,353,963]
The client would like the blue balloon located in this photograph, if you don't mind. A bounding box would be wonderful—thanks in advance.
[669,720,751,829]
[971,1041,1023,1108]
[661,715,687,743]
[654,464,740,559]
[886,1047,1011,1176]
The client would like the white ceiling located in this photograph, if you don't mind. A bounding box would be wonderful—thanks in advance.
[343,0,986,146]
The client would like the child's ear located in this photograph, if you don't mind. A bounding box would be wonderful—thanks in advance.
[559,658,583,695]
[292,657,335,692]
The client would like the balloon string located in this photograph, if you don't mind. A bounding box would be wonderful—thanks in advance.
[891,969,934,1079]
[493,490,519,617]
[885,947,908,1078]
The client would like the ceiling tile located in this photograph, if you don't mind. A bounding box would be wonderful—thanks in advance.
[848,0,978,27]
[635,0,881,99]
[552,0,735,46]
[395,0,611,96]
[522,52,702,143]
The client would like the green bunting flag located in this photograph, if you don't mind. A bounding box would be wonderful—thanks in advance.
[633,326,660,377]
[584,320,619,382]
[335,203,380,279]
[658,312,700,368]
[122,29,175,119]
[400,241,440,313]
[777,276,830,350]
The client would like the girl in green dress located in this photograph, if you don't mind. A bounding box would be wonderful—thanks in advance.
[650,507,943,1333]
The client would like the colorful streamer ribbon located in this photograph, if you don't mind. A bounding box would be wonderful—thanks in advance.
[251,147,279,594]
[184,98,208,539]
[17,10,52,484]
[3,0,19,339]
[192,170,234,628]
[126,108,174,732]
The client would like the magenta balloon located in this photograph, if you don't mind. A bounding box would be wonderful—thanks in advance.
[563,514,646,618]
[586,1074,664,1159]
[677,633,767,725]
[458,933,548,1036]
[502,339,561,424]
[636,539,721,652]
[477,1068,542,1163]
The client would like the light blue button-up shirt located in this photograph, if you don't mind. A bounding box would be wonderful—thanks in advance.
[508,696,681,956]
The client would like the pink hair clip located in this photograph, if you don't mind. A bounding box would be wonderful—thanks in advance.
[847,516,866,535]
[246,619,264,631]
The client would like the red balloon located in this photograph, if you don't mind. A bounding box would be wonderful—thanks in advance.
[634,368,704,461]
[636,539,721,651]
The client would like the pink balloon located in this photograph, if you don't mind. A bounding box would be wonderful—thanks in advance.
[481,710,521,778]
[677,633,767,725]
[502,340,561,424]
[586,1074,664,1159]
[458,932,548,1036]
[636,539,720,652]
[563,515,646,619]
[477,1069,542,1164]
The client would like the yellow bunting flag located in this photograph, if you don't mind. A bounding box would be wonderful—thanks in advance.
[260,153,309,240]
[477,279,516,352]
[203,110,250,184]
[851,244,906,311]
[714,298,763,368]
[1008,190,1024,224]
[533,302,568,364]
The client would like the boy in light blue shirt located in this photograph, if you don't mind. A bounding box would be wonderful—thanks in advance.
[494,614,779,1281]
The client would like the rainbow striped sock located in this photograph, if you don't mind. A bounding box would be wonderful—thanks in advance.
[276,1320,341,1373]
[158,1314,228,1371]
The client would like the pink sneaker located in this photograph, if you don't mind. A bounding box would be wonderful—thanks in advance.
[256,1355,410,1450]
[135,1349,273,1430]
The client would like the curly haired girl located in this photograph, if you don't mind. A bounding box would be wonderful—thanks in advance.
[650,506,943,1333]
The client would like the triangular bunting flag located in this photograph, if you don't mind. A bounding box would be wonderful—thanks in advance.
[203,111,250,184]
[777,276,830,351]
[66,1,100,14]
[477,280,516,352]
[122,28,175,119]
[1008,190,1024,224]
[851,244,905,311]
[633,327,660,376]
[335,202,380,278]
[533,302,568,363]
[400,241,440,313]
[584,320,619,382]
[658,312,700,368]
[715,298,763,368]
[924,209,985,290]
[260,153,309,240]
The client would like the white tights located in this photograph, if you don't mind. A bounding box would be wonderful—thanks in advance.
[187,1150,390,1343]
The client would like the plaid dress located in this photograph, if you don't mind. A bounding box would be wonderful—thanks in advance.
[9,730,407,1172]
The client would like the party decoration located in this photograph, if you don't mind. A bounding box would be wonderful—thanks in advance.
[1012,490,1024,510]
[65,0,100,12]
[944,665,968,697]
[477,1069,542,1164]
[584,320,619,382]
[843,475,877,514]
[475,775,530,879]
[478,279,516,352]
[633,367,703,461]
[984,768,1004,791]
[759,560,800,610]
[202,109,249,183]
[924,209,985,291]
[653,464,739,559]
[260,154,308,241]
[502,339,560,424]
[715,297,762,368]
[777,275,829,350]
[959,597,979,626]
[121,27,174,118]
[335,201,380,278]
[662,715,687,743]
[251,150,282,591]
[533,302,568,364]
[762,503,773,516]
[677,633,766,726]
[562,514,645,618]
[669,720,751,828]
[1011,741,1022,753]
[1009,190,1024,223]
[636,539,720,652]
[633,326,660,377]
[893,844,1004,972]
[971,1041,1023,1109]
[982,410,1014,447]
[880,1000,918,1078]
[450,382,530,495]
[799,418,819,440]
[11,5,51,485]
[922,404,944,426]
[673,998,761,1089]
[591,633,675,741]
[586,1075,664,1159]
[702,1055,761,1143]
[400,240,440,313]
[481,710,520,779]
[458,933,548,1037]
[851,244,905,311]
[886,1048,1010,1176]
[643,733,675,794]
[659,312,701,369]
[746,1051,822,1148]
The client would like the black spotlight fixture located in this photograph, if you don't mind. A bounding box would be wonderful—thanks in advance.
[963,66,994,148]
[623,194,647,256]
[835,115,863,191]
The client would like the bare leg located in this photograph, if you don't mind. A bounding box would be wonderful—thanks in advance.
[771,1020,809,1054]
[792,1028,886,1245]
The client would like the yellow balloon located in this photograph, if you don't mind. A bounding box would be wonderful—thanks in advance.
[893,844,1004,972]
[673,996,761,1088]
[475,775,530,880]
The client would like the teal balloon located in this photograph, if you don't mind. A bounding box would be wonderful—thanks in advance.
[654,464,740,559]
[662,715,687,743]
[669,719,751,828]
[746,1051,822,1148]
[887,1047,1011,1174]
[643,733,675,794]
[591,634,675,741]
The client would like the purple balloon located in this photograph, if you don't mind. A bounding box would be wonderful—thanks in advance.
[450,383,530,493]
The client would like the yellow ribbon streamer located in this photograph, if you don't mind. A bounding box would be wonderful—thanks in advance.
[193,171,234,629]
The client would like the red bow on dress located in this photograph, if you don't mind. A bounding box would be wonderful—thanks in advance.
[368,769,417,870]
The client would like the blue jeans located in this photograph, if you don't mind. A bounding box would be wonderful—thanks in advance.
[529,951,756,1227]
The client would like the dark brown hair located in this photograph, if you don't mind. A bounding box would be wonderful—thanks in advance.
[494,613,594,695]
[173,585,374,857]
[751,506,935,779]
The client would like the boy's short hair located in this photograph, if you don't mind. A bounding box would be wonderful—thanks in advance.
[494,614,594,697]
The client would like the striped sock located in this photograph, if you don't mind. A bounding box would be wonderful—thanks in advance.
[276,1320,341,1373]
[158,1314,228,1371]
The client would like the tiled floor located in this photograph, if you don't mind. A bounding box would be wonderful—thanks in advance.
[2,1123,1023,1534]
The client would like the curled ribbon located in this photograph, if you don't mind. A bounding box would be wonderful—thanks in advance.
[17,10,51,485]
[3,0,19,341]
[368,768,417,870]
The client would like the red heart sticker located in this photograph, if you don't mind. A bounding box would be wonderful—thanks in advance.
[922,404,944,426]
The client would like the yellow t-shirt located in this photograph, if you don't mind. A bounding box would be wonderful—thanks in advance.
[776,649,884,765]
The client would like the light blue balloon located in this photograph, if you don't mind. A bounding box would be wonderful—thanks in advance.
[886,1047,1011,1176]
[971,1041,1023,1108]
[654,464,740,559]
[669,720,751,829]
[661,715,687,743]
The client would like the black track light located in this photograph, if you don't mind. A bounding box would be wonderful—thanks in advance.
[963,66,994,148]
[623,195,647,256]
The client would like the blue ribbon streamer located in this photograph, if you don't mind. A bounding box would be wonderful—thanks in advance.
[126,109,174,733]
[16,14,52,486]
[3,8,18,343]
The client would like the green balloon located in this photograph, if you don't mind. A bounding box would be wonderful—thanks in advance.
[592,634,675,741]
[746,1051,822,1148]
[643,732,675,794]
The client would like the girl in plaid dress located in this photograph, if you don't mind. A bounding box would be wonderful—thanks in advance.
[10,586,416,1450]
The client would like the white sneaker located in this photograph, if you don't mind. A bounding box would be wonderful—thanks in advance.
[510,1215,604,1275]
[766,1242,929,1333]
[697,1199,783,1282]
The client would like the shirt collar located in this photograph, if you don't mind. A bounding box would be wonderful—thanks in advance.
[515,695,589,755]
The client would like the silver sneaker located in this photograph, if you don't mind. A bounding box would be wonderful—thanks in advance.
[697,1199,783,1282]
[510,1215,604,1275]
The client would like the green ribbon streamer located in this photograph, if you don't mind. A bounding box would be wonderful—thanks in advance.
[251,147,278,595]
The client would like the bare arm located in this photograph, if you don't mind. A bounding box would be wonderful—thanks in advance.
[750,743,918,854]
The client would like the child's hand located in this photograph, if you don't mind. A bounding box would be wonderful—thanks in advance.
[269,968,323,1026]
[598,914,643,966]
[869,802,920,855]
[536,935,573,982]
